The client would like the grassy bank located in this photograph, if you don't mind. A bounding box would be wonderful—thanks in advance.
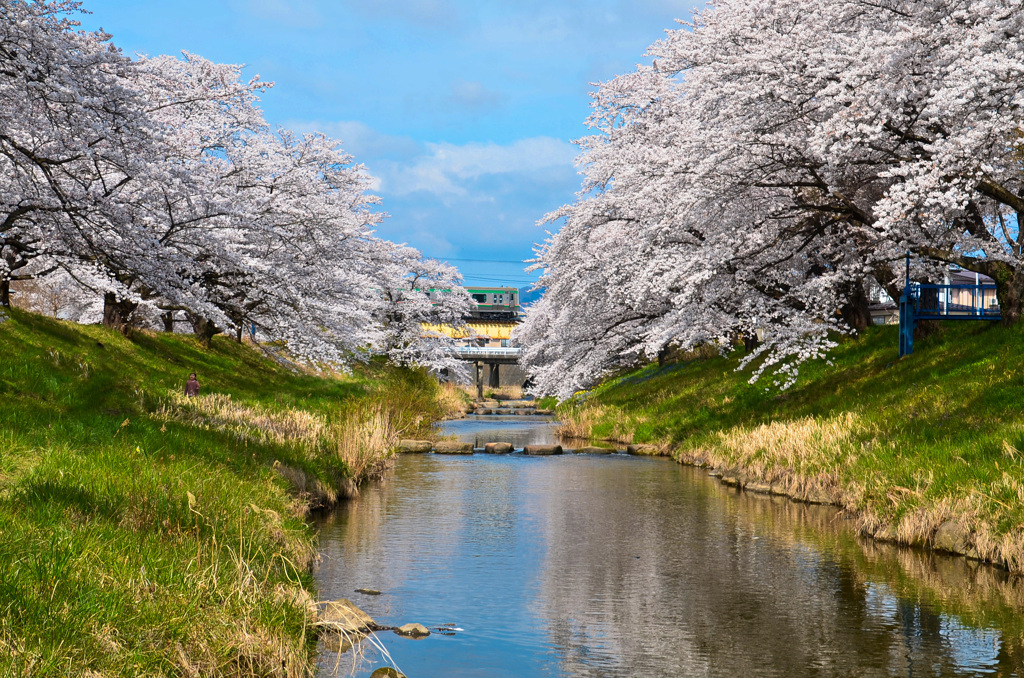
[556,321,1024,572]
[0,309,457,676]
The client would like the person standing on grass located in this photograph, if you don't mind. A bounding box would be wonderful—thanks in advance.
[185,372,200,397]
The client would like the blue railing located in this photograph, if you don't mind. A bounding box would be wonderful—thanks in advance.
[899,281,1001,357]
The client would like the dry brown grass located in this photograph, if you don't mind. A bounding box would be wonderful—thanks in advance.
[159,392,411,492]
[158,392,330,454]
[437,381,470,418]
[556,404,634,443]
[336,403,399,482]
[457,383,524,401]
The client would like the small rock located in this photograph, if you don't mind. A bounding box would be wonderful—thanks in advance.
[355,588,381,595]
[434,441,473,454]
[626,444,662,456]
[370,668,406,678]
[523,444,562,455]
[398,439,432,453]
[745,482,772,494]
[483,442,513,454]
[317,599,374,634]
[395,623,431,637]
[720,476,741,487]
[576,446,614,454]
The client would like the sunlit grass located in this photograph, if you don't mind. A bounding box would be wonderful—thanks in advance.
[0,308,450,676]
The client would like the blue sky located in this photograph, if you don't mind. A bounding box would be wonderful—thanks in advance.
[78,0,692,290]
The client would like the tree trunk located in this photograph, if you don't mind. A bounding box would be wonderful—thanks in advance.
[995,266,1024,327]
[743,333,760,354]
[102,292,138,333]
[160,311,175,333]
[235,325,243,343]
[187,313,220,348]
[0,279,9,308]
[839,279,871,335]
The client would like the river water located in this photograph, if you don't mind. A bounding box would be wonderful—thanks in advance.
[315,415,1024,677]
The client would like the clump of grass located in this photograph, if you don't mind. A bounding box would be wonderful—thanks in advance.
[159,392,331,454]
[436,381,470,418]
[336,403,399,482]
[556,403,634,443]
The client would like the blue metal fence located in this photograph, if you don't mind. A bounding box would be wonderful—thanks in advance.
[898,279,1001,357]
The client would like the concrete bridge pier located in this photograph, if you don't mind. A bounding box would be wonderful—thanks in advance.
[475,362,484,399]
[488,363,500,388]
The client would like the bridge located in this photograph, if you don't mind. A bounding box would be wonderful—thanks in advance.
[454,346,522,398]
[898,267,1001,357]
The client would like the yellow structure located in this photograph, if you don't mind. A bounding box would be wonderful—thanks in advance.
[421,320,517,344]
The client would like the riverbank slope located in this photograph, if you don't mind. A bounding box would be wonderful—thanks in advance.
[556,322,1024,572]
[0,309,458,676]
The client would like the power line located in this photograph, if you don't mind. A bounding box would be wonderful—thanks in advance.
[425,256,532,264]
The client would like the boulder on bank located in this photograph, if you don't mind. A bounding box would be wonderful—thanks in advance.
[576,446,615,454]
[524,444,563,455]
[933,520,970,554]
[484,442,513,454]
[317,598,374,634]
[434,441,473,454]
[398,439,432,453]
[626,444,663,456]
[395,623,431,637]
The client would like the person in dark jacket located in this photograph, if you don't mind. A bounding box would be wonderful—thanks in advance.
[185,373,200,397]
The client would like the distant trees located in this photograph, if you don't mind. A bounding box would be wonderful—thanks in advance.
[521,0,1024,396]
[0,0,465,370]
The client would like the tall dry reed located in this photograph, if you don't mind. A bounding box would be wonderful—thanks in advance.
[335,403,398,482]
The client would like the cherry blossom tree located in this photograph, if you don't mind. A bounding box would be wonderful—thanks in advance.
[0,1,472,370]
[0,0,144,308]
[521,0,1024,395]
[373,247,472,376]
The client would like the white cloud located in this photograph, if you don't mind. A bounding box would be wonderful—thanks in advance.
[286,119,420,160]
[382,137,576,196]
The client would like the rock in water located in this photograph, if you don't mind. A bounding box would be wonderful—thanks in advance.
[395,623,431,637]
[397,439,432,453]
[483,442,513,454]
[576,446,614,454]
[626,444,662,456]
[434,441,473,454]
[317,599,375,634]
[523,444,563,455]
[370,669,406,678]
[355,588,381,595]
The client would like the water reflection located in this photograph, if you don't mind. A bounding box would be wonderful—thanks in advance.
[433,414,561,449]
[315,418,1024,677]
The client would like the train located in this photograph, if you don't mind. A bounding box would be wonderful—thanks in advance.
[427,286,521,320]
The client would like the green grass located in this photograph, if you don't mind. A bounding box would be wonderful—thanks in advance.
[0,309,451,676]
[557,321,1024,572]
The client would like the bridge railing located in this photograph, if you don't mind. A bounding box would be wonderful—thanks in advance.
[899,281,1001,357]
[906,282,1000,319]
[454,346,522,359]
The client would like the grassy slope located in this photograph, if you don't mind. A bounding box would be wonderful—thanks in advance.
[559,321,1024,572]
[0,309,449,677]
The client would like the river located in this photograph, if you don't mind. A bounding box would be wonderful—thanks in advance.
[315,415,1024,677]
